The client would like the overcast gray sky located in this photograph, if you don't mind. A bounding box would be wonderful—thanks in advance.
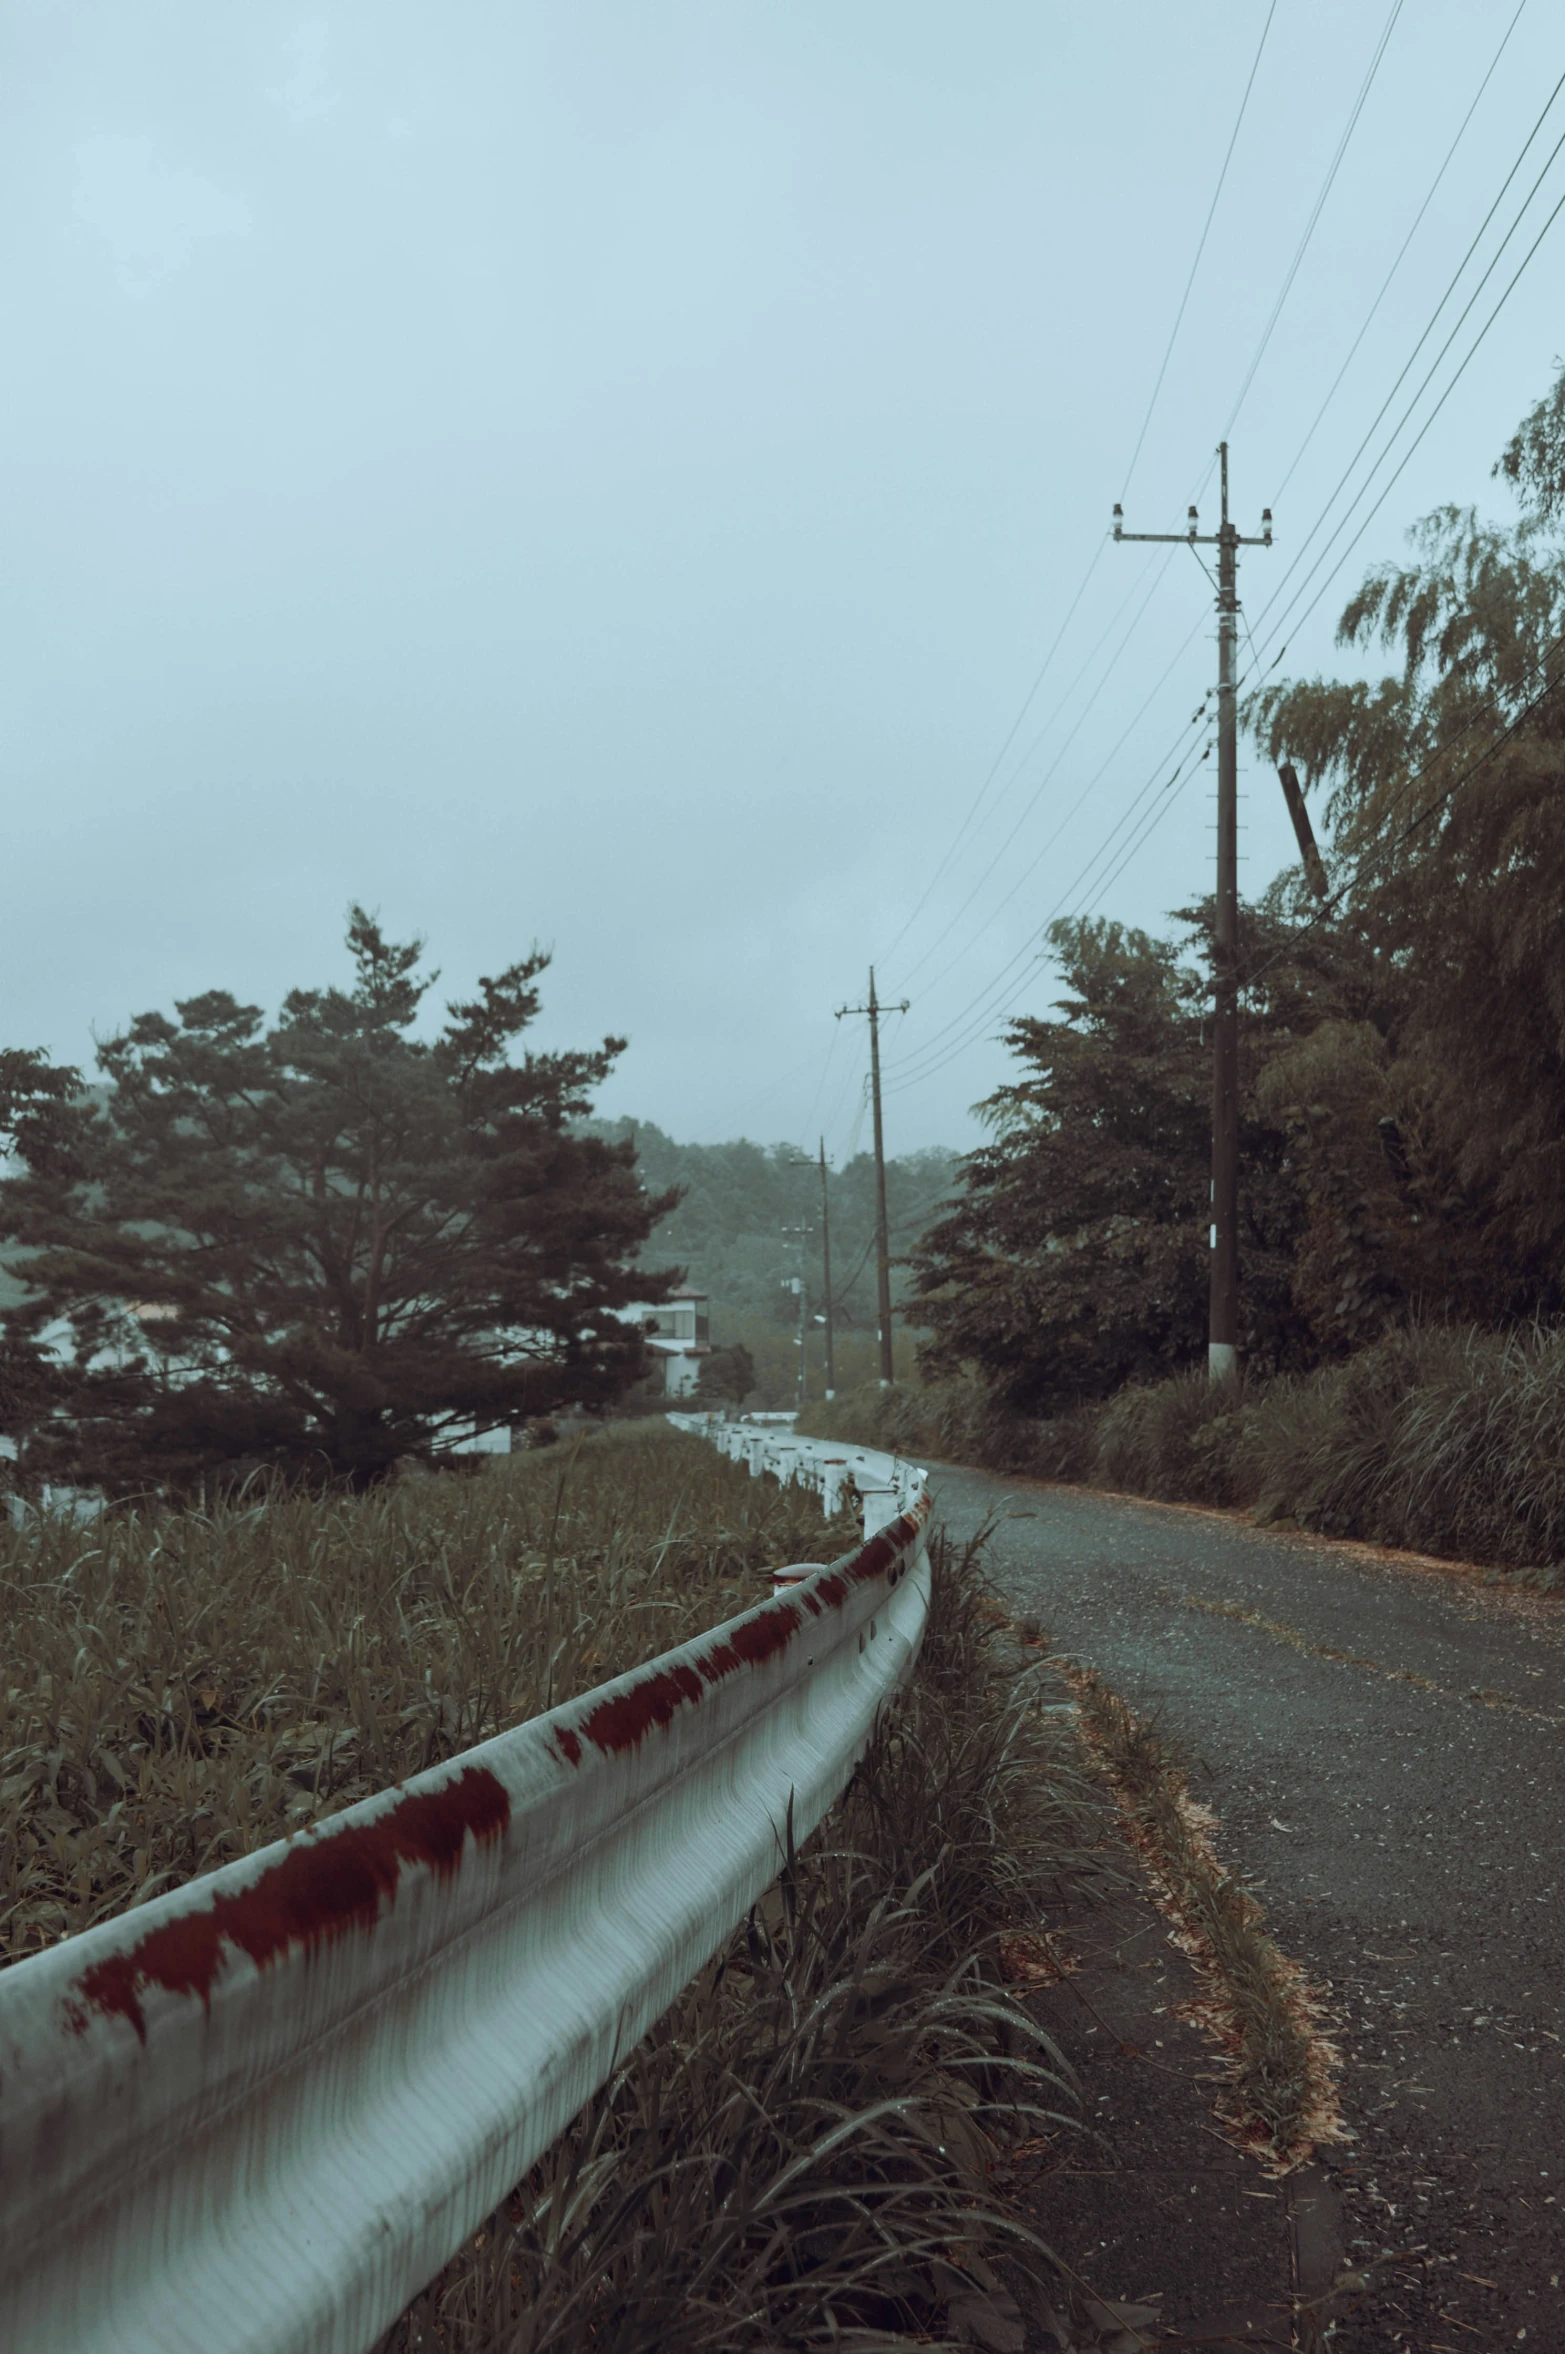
[5,2,1563,1160]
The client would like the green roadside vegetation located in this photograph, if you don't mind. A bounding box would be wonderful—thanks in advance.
[386,1521,1122,2354]
[5,1416,1133,2349]
[800,1342,1565,1590]
[801,364,1565,1593]
[0,1424,858,1967]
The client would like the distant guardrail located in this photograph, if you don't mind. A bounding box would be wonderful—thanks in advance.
[0,1428,931,2354]
[667,1410,927,1536]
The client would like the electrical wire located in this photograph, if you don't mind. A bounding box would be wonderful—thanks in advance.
[883,742,1215,1097]
[883,710,1216,1092]
[1240,629,1565,1003]
[889,546,1178,992]
[832,14,1557,1128]
[1063,733,1215,925]
[1251,146,1565,667]
[1270,0,1530,503]
[1119,0,1280,502]
[1247,61,1565,653]
[869,538,1107,976]
[871,7,1287,1021]
[894,624,1564,1097]
[885,0,1398,1073]
[1073,739,1214,922]
[891,605,1211,1026]
[1221,0,1405,442]
[795,1021,844,1154]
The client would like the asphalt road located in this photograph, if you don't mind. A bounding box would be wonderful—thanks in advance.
[927,1464,1565,2350]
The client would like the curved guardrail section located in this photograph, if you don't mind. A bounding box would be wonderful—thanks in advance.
[0,1492,930,2354]
[667,1412,927,1531]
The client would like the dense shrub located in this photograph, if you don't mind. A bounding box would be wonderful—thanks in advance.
[1249,1325,1565,1578]
[807,1328,1565,1585]
[1091,1373,1255,1507]
[799,1376,1097,1484]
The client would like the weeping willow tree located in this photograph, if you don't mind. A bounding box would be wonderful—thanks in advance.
[1247,364,1565,1338]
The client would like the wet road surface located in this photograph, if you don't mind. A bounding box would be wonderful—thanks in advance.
[929,1464,1565,2349]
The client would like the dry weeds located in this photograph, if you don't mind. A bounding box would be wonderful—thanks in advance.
[1063,1665,1345,2179]
[0,1422,854,1967]
[379,1529,1122,2354]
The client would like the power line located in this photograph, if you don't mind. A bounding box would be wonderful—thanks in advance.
[1119,0,1280,502]
[1065,733,1215,925]
[876,8,1283,1009]
[889,547,1178,993]
[869,538,1107,976]
[888,608,1211,1034]
[1270,0,1530,503]
[874,17,1564,1119]
[1247,61,1565,652]
[1220,0,1405,442]
[885,707,1214,1089]
[883,711,1216,1093]
[1251,143,1565,666]
[1240,631,1565,1001]
[894,626,1565,1102]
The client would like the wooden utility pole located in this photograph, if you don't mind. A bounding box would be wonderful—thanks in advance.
[836,968,908,1387]
[780,1220,810,1412]
[818,1137,836,1399]
[1114,445,1271,1380]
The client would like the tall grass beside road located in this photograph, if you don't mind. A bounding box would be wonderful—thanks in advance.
[384,1530,1113,2354]
[0,1423,855,1967]
[804,1323,1565,1584]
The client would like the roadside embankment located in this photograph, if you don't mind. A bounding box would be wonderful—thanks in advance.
[383,1529,1155,2354]
[801,1322,1565,1587]
[0,1423,856,1967]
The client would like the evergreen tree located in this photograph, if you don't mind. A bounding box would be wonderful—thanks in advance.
[908,912,1319,1411]
[0,911,678,1489]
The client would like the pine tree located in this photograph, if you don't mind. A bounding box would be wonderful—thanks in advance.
[0,910,679,1489]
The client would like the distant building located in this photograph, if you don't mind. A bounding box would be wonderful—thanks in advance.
[617,1289,711,1398]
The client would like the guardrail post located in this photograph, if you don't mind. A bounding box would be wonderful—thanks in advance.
[857,1481,899,1538]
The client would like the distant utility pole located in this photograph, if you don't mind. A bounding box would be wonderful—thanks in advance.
[1114,443,1272,1381]
[818,1136,836,1400]
[780,1221,810,1412]
[790,1143,837,1399]
[836,967,909,1387]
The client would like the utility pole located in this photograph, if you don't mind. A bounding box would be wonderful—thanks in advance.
[790,1144,837,1399]
[1114,444,1271,1381]
[780,1221,810,1412]
[836,967,909,1387]
[818,1136,836,1399]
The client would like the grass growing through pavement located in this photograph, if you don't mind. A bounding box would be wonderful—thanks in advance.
[1063,1665,1343,2180]
[0,1423,856,1968]
[381,1531,1128,2354]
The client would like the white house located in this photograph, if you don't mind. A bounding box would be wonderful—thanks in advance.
[616,1289,711,1399]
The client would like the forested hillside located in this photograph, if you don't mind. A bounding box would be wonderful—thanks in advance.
[586,1120,958,1404]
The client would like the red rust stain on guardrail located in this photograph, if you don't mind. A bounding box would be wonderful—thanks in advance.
[563,1504,927,1761]
[67,1764,511,2046]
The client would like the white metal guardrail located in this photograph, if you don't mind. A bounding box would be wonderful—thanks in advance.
[667,1410,927,1534]
[0,1449,930,2354]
